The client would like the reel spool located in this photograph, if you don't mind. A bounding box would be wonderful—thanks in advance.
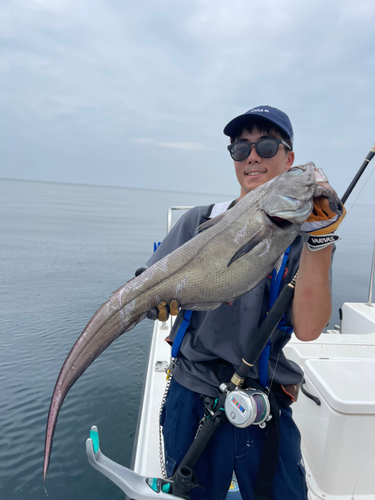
[223,388,271,428]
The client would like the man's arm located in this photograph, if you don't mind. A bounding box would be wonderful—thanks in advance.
[292,244,332,341]
[292,166,346,341]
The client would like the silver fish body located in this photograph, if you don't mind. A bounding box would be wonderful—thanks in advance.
[43,162,340,481]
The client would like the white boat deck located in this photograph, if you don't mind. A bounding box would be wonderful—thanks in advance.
[131,301,375,499]
[132,318,174,478]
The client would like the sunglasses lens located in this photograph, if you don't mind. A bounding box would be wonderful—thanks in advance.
[257,140,279,158]
[229,139,280,161]
[230,143,251,161]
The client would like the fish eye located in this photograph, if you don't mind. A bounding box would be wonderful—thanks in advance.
[287,167,304,175]
[281,195,299,203]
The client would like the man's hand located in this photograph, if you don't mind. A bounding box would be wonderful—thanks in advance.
[149,299,181,322]
[300,168,346,251]
[135,267,180,321]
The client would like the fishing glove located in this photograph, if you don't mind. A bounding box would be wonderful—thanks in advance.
[301,197,346,251]
[300,167,347,251]
[134,267,180,321]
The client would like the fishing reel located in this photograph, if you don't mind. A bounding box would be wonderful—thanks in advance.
[219,384,271,428]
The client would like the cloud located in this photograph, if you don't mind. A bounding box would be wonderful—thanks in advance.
[18,0,75,13]
[158,142,212,151]
[131,138,213,151]
[339,0,375,22]
[131,138,155,144]
[0,0,375,201]
[185,0,293,39]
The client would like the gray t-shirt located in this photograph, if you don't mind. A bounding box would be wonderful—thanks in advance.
[147,204,311,397]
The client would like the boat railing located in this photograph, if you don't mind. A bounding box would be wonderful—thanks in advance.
[167,206,193,234]
[367,240,375,306]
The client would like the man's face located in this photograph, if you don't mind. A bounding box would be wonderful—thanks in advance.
[232,127,295,200]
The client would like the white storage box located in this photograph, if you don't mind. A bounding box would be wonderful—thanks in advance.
[293,358,375,499]
[341,302,375,335]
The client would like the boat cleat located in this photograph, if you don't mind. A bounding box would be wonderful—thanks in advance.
[86,426,185,500]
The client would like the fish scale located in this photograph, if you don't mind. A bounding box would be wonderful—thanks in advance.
[43,162,340,482]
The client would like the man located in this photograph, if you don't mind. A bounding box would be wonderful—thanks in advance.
[144,105,343,500]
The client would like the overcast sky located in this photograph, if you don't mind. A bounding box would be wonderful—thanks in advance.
[1,0,375,201]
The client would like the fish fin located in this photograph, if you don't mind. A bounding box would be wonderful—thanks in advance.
[227,228,265,267]
[274,253,284,274]
[185,302,222,311]
[196,212,226,234]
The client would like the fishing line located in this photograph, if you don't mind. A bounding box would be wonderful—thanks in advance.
[340,162,375,223]
[155,145,375,498]
[268,329,287,394]
[269,146,375,395]
[341,144,375,204]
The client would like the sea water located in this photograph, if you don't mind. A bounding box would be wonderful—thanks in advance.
[0,178,374,500]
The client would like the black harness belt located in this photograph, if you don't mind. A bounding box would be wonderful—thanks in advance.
[204,358,282,500]
[254,390,280,500]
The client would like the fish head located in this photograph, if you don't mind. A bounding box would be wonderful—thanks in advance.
[260,163,317,229]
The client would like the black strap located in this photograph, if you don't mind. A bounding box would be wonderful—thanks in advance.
[204,358,234,383]
[254,391,280,500]
[203,203,215,220]
[203,200,238,221]
[203,360,280,500]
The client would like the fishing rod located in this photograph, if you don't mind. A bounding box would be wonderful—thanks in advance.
[341,144,375,204]
[162,142,375,498]
[85,144,375,500]
[228,142,375,391]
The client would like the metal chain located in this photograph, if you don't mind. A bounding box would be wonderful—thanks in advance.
[158,363,206,477]
[158,372,173,479]
[194,416,205,439]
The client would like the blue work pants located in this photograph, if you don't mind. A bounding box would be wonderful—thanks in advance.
[160,378,308,500]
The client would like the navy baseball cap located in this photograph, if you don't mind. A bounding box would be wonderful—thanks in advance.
[223,105,294,149]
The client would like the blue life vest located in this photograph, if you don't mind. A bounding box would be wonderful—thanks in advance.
[258,245,292,387]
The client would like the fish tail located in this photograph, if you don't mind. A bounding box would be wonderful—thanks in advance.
[43,275,152,482]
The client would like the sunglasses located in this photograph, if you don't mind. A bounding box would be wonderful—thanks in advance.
[227,138,291,162]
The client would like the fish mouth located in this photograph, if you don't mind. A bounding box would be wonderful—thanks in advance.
[265,213,294,230]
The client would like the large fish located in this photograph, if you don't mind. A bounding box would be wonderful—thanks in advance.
[43,162,341,481]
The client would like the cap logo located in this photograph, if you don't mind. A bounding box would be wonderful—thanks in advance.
[250,108,269,113]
